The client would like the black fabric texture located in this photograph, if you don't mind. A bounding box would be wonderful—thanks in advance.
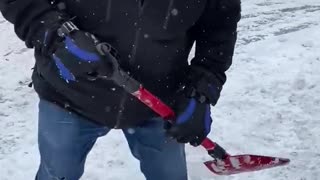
[0,0,241,128]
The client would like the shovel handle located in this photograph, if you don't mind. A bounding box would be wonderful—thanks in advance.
[107,66,229,160]
[131,86,228,160]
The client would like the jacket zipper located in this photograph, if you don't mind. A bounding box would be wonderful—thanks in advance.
[114,0,145,128]
[131,0,145,64]
[163,0,175,30]
[105,0,112,22]
[129,28,141,64]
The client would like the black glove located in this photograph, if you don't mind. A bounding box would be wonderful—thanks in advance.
[166,89,213,147]
[166,65,225,146]
[30,13,119,82]
[51,21,119,82]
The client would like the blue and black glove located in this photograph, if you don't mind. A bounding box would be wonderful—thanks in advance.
[166,96,212,146]
[30,12,119,82]
[166,66,223,146]
[50,21,119,82]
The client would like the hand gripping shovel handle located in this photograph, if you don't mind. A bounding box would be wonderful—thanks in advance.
[107,64,228,160]
[131,86,229,159]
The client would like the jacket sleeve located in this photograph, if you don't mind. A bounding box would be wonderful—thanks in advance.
[0,0,64,47]
[190,0,241,92]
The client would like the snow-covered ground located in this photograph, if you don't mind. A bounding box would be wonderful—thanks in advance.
[1,0,320,179]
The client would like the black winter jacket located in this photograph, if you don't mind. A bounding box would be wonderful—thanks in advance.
[0,0,241,128]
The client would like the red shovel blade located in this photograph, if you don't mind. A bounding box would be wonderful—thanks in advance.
[204,155,290,175]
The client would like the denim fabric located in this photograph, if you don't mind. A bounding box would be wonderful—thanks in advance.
[36,99,187,180]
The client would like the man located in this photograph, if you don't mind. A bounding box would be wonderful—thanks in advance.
[0,0,241,179]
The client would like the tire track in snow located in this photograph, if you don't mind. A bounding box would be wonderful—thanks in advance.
[238,4,320,46]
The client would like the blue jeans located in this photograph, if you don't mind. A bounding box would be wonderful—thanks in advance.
[36,99,187,180]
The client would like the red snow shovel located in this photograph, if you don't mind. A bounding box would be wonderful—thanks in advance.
[96,43,290,175]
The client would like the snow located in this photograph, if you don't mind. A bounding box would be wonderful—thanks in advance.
[1,0,320,179]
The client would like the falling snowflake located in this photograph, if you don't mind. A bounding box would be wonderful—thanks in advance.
[127,128,136,134]
[171,9,179,16]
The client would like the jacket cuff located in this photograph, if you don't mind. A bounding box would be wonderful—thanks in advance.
[186,65,223,106]
[25,11,68,48]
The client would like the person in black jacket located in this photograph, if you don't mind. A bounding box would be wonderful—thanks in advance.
[0,0,241,179]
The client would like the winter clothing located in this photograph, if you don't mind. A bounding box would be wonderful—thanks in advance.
[29,11,68,56]
[50,21,117,82]
[37,99,187,180]
[185,66,222,105]
[0,0,241,128]
[166,95,212,146]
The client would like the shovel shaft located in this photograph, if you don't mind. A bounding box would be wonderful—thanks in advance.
[130,85,228,160]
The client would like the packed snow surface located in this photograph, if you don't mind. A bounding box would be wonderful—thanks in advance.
[0,0,320,179]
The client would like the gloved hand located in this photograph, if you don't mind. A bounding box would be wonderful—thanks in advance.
[165,65,224,146]
[166,90,213,147]
[50,21,119,82]
[26,11,119,82]
[30,14,119,82]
